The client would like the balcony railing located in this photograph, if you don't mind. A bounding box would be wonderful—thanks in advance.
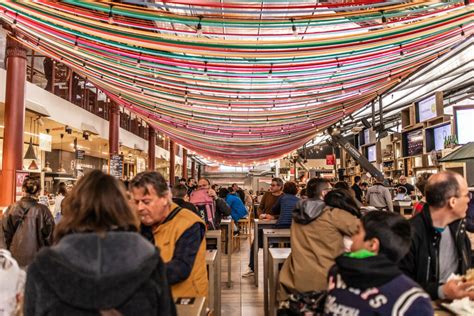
[24,53,168,150]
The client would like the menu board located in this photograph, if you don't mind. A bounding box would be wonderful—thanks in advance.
[15,171,30,201]
[367,145,376,162]
[109,154,123,179]
[416,95,437,122]
[455,107,474,144]
[406,129,424,156]
[75,150,85,160]
[433,124,451,151]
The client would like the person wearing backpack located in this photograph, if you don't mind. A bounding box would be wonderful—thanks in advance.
[190,178,231,230]
[24,171,176,315]
[2,176,54,268]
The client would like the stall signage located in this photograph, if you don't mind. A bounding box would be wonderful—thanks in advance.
[109,154,124,179]
[326,154,335,165]
[75,150,85,160]
[15,171,29,201]
[136,157,146,173]
[39,133,52,152]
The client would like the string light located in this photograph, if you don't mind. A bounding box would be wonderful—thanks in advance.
[291,18,298,37]
[196,16,203,36]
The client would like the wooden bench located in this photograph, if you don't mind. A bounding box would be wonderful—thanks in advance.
[175,296,207,316]
[263,229,291,316]
[253,219,278,287]
[269,248,291,316]
[219,219,233,288]
[206,249,220,316]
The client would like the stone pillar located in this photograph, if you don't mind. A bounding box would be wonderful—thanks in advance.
[191,159,196,179]
[0,36,27,206]
[169,140,175,186]
[148,127,156,171]
[182,148,188,179]
[109,101,120,156]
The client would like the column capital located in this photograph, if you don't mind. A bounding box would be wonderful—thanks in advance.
[6,35,27,60]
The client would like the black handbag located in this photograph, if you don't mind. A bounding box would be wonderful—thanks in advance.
[277,290,327,316]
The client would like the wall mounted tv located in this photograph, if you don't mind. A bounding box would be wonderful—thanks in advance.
[359,128,375,146]
[454,106,474,144]
[425,123,451,152]
[415,95,437,123]
[366,145,377,162]
[403,128,424,157]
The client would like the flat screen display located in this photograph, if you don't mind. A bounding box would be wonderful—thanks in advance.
[433,123,451,151]
[417,95,437,122]
[367,145,376,162]
[364,129,370,145]
[455,107,474,144]
[406,129,424,156]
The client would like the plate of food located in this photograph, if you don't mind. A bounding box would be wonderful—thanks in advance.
[440,270,474,315]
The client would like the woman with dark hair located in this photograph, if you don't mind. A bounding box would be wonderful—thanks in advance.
[24,170,175,315]
[412,172,432,215]
[272,181,300,228]
[334,181,362,208]
[53,182,68,222]
[279,187,360,299]
[324,189,362,218]
[2,176,54,267]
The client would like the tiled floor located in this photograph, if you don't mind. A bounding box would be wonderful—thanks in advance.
[220,236,265,316]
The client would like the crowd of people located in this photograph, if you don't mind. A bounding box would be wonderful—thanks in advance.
[0,169,473,315]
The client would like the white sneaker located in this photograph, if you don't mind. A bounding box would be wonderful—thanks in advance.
[242,269,254,278]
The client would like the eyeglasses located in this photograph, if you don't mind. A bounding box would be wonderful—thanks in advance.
[455,192,473,200]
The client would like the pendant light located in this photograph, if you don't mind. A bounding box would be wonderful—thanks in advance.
[42,128,52,172]
[24,117,37,161]
[58,133,66,173]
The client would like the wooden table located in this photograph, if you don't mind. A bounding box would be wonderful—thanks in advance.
[432,301,454,315]
[393,200,412,217]
[175,297,207,316]
[263,229,291,316]
[253,219,278,287]
[220,219,233,288]
[269,248,291,316]
[205,230,222,252]
[206,249,220,316]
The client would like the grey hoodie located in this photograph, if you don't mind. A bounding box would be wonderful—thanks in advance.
[292,198,326,224]
[24,232,176,316]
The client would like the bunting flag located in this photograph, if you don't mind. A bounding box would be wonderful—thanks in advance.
[0,1,472,164]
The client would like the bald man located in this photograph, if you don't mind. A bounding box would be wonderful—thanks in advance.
[397,175,415,196]
[399,171,473,300]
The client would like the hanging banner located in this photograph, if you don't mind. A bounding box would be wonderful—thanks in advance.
[39,133,52,152]
[326,154,335,165]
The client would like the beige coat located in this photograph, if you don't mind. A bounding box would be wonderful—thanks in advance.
[278,206,358,299]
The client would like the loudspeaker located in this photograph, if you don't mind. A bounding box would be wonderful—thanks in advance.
[361,118,371,128]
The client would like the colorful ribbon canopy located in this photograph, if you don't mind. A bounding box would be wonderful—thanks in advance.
[0,1,472,164]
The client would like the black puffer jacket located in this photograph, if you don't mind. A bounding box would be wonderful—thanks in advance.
[399,205,471,299]
[2,196,54,267]
[24,232,176,316]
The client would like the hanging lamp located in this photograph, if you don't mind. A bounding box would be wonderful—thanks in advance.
[57,133,66,173]
[24,117,37,161]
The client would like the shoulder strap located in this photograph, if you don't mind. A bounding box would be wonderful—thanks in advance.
[10,203,32,234]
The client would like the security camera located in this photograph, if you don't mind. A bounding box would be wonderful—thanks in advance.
[65,125,72,134]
